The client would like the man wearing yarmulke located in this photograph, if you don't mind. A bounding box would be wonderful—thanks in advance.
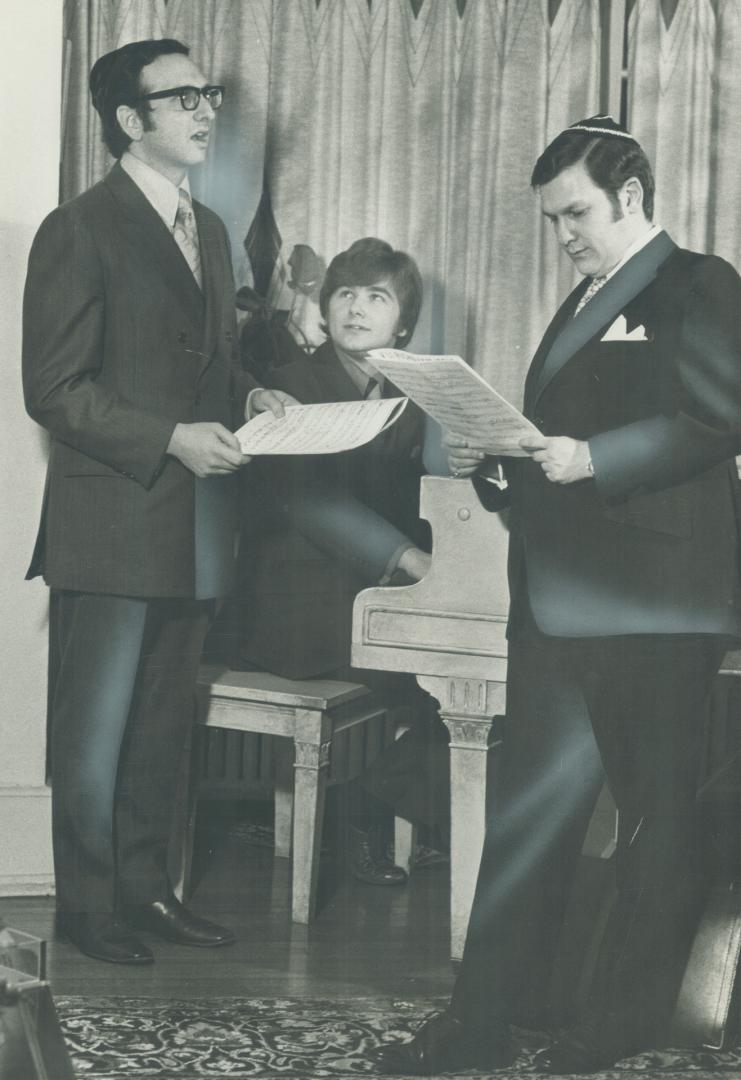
[373,116,741,1074]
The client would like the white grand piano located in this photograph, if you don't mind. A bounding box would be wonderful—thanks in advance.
[352,475,510,959]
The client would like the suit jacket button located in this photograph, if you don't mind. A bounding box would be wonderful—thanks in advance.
[177,331,188,344]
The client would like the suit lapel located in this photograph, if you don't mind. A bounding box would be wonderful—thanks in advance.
[196,205,226,367]
[313,342,364,400]
[381,378,404,400]
[104,164,205,335]
[533,230,677,403]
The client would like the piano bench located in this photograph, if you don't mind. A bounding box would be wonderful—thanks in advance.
[173,664,390,924]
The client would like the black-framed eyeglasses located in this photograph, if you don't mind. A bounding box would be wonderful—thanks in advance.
[135,84,225,111]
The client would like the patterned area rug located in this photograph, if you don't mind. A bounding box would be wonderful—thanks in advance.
[56,997,741,1079]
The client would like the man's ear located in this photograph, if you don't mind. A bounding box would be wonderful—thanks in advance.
[622,176,644,215]
[116,103,144,144]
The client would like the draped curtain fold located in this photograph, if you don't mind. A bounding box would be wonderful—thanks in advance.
[62,0,605,401]
[627,0,741,269]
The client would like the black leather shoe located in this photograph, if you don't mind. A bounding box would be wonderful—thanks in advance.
[349,826,408,886]
[370,1010,514,1075]
[56,912,154,965]
[534,1020,646,1074]
[122,895,235,947]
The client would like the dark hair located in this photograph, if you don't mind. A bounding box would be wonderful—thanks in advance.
[89,38,190,158]
[530,131,655,220]
[319,238,423,348]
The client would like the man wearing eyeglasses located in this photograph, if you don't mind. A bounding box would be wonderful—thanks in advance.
[22,39,291,965]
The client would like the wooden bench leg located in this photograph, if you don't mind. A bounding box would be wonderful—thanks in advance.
[291,710,332,923]
[391,715,415,873]
[274,739,294,859]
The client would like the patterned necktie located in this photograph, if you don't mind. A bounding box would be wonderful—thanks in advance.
[573,274,607,317]
[173,188,202,288]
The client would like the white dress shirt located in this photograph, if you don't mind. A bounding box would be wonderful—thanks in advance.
[602,222,662,283]
[120,151,192,228]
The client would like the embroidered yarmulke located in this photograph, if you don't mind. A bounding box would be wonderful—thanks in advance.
[566,114,636,140]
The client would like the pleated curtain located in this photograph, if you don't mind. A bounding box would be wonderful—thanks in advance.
[61,0,605,404]
[627,0,741,269]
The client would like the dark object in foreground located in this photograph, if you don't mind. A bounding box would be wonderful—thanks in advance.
[370,1009,515,1075]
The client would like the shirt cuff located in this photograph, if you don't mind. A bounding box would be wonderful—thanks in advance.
[479,458,507,485]
[378,541,415,585]
[245,387,263,420]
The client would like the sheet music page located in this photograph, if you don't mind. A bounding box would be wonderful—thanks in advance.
[235,397,408,455]
[368,349,539,456]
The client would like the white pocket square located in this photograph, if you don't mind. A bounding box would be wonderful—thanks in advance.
[601,314,648,342]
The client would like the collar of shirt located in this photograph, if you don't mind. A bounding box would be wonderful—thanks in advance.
[120,151,192,229]
[602,222,662,284]
[333,344,384,397]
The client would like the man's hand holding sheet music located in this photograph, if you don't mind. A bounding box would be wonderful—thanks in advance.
[444,432,486,477]
[519,434,593,484]
[368,349,540,456]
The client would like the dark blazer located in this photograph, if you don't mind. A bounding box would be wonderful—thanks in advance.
[476,230,741,638]
[23,163,255,599]
[233,340,428,678]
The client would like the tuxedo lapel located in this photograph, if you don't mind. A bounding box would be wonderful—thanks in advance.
[524,284,585,413]
[533,230,677,404]
[104,164,205,334]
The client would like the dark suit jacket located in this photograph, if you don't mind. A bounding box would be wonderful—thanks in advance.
[232,340,429,678]
[23,163,255,599]
[476,230,741,639]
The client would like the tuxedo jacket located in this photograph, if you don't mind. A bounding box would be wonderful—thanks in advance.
[476,230,741,639]
[234,340,428,678]
[23,163,255,599]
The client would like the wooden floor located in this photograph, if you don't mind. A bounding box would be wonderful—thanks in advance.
[4,804,737,1079]
[0,800,455,1002]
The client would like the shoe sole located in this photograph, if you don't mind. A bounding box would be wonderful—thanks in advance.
[55,931,154,965]
[124,926,236,948]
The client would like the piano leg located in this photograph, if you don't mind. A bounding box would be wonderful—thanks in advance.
[418,675,505,960]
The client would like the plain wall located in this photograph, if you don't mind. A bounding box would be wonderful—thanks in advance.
[0,0,63,893]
